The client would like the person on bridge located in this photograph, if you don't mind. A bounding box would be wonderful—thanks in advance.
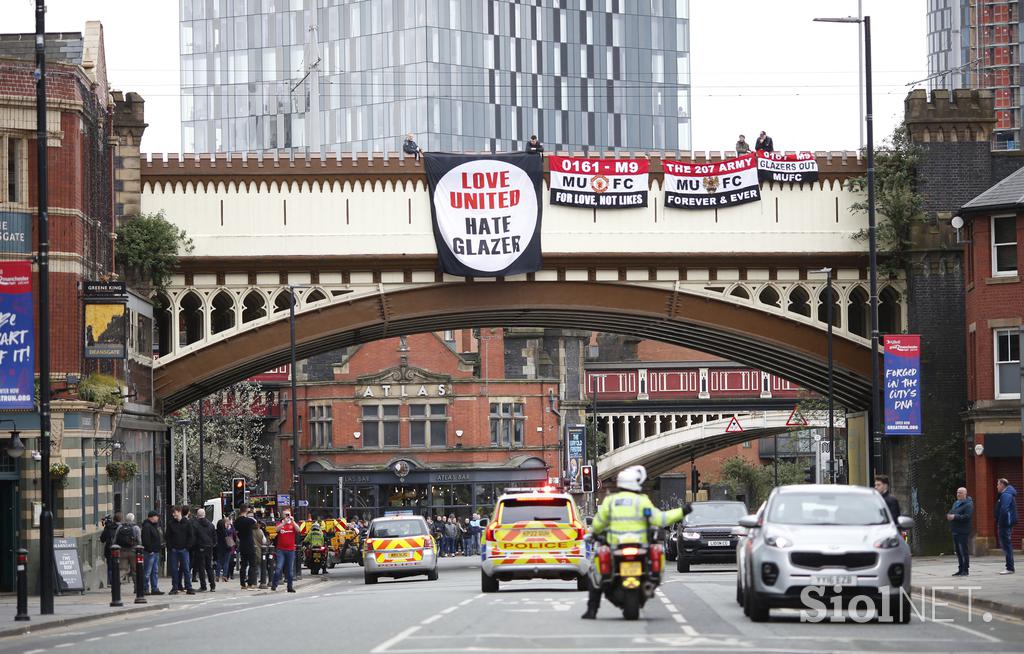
[735,134,751,155]
[755,131,774,152]
[526,135,544,154]
[403,133,423,161]
[582,465,688,620]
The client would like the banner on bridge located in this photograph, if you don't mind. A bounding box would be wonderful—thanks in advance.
[663,153,760,210]
[425,153,543,277]
[548,156,649,208]
[883,335,922,435]
[756,151,820,183]
[0,260,35,410]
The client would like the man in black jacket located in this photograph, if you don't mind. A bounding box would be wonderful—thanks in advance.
[402,133,423,161]
[233,506,259,589]
[165,506,195,594]
[526,135,544,154]
[193,508,217,592]
[874,474,901,525]
[141,511,164,595]
[99,512,123,587]
[947,487,974,576]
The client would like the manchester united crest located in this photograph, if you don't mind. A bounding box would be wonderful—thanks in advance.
[702,175,720,193]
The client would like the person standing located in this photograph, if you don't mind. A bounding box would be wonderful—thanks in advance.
[254,521,270,588]
[444,515,459,557]
[755,131,774,152]
[99,513,122,587]
[526,135,544,154]
[165,507,195,595]
[874,475,901,525]
[735,134,751,155]
[995,478,1018,575]
[234,506,259,589]
[946,487,974,576]
[141,511,164,595]
[215,515,235,582]
[272,510,301,592]
[193,508,217,592]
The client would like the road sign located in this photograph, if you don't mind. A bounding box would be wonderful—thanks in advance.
[786,406,809,426]
[725,416,743,433]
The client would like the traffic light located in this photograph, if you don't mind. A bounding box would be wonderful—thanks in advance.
[803,466,817,484]
[581,465,595,493]
[690,467,701,496]
[231,477,246,508]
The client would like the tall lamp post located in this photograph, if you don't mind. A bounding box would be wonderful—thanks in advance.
[811,268,836,483]
[814,14,881,483]
[35,0,55,615]
[287,284,310,518]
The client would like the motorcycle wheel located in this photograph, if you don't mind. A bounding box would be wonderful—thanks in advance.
[622,588,642,621]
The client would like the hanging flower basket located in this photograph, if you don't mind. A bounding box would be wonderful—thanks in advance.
[106,460,138,483]
[50,462,70,488]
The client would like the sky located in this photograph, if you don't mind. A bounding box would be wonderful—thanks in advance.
[6,0,926,155]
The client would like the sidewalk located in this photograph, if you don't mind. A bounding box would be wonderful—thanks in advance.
[911,554,1023,619]
[0,571,328,638]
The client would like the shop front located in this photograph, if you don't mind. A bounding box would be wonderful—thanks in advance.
[303,459,550,521]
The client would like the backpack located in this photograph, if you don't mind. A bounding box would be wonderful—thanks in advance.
[115,523,137,549]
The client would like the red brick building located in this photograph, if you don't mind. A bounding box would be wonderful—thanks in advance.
[960,172,1024,550]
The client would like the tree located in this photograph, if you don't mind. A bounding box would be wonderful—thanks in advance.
[168,381,272,504]
[846,122,924,276]
[585,415,609,460]
[116,210,194,293]
[715,455,810,509]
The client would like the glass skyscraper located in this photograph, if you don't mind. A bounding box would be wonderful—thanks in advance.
[180,0,691,153]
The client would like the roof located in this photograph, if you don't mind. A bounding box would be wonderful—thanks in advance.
[0,32,84,64]
[961,165,1024,214]
[774,484,875,495]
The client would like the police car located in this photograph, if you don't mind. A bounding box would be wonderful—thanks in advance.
[363,515,438,584]
[480,487,589,592]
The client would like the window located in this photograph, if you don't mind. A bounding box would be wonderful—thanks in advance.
[443,330,455,342]
[362,404,400,447]
[993,216,1018,275]
[410,403,447,447]
[490,402,524,447]
[5,137,22,204]
[995,329,1021,398]
[309,404,333,448]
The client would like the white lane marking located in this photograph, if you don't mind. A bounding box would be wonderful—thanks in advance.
[135,627,152,632]
[108,632,128,637]
[938,620,1001,643]
[440,606,458,614]
[85,637,102,642]
[420,614,443,625]
[672,613,686,623]
[25,649,46,654]
[55,645,73,649]
[665,604,679,613]
[680,624,698,636]
[458,598,473,606]
[371,626,421,653]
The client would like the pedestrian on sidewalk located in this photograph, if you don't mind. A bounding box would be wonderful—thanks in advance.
[995,478,1018,575]
[184,505,200,585]
[165,506,195,595]
[444,515,459,557]
[99,513,122,587]
[272,510,300,592]
[194,508,217,592]
[255,521,270,587]
[874,475,901,525]
[141,510,164,595]
[215,515,235,582]
[234,506,259,589]
[121,513,143,585]
[946,487,973,576]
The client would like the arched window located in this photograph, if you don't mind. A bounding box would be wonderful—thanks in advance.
[879,287,902,335]
[816,286,842,328]
[210,290,235,334]
[178,291,204,347]
[787,286,811,317]
[730,285,750,300]
[847,286,869,338]
[758,286,780,307]
[242,290,267,323]
[274,289,294,313]
[153,292,173,357]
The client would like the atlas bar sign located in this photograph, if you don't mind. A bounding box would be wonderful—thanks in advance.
[360,384,449,399]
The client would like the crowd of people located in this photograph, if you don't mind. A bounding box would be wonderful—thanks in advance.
[426,513,487,557]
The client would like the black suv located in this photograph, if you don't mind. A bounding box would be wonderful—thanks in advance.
[675,501,747,572]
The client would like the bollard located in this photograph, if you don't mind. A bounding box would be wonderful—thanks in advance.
[110,545,123,607]
[134,545,147,604]
[257,545,268,589]
[14,549,29,622]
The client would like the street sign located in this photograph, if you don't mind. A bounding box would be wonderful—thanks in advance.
[725,416,743,432]
[277,494,291,507]
[297,499,309,507]
[786,406,809,426]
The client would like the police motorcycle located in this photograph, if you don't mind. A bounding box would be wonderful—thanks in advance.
[589,507,668,621]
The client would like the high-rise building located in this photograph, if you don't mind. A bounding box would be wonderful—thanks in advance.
[926,0,1019,150]
[179,0,691,154]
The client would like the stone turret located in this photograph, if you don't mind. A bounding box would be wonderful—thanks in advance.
[112,90,148,225]
[904,88,996,144]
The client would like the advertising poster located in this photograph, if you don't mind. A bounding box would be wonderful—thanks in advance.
[756,151,820,183]
[663,153,761,209]
[883,335,922,435]
[566,424,587,491]
[84,302,127,359]
[424,153,543,277]
[0,260,35,410]
[548,156,649,208]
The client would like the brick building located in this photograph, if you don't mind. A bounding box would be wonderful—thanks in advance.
[0,24,162,592]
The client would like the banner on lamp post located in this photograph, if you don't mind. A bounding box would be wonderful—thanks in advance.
[0,260,35,410]
[566,424,586,492]
[883,335,922,435]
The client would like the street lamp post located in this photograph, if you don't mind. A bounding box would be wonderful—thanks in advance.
[814,14,881,483]
[198,399,204,502]
[812,268,836,484]
[287,285,311,518]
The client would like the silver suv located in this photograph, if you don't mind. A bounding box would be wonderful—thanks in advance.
[740,484,914,623]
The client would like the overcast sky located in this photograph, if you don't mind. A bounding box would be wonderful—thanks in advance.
[8,0,925,155]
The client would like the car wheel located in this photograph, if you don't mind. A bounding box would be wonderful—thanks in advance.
[676,557,690,573]
[745,584,769,622]
[576,575,588,591]
[481,570,499,593]
[736,576,743,606]
[427,567,439,581]
[363,572,377,585]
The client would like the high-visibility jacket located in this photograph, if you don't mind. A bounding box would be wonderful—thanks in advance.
[590,491,684,547]
[303,523,325,547]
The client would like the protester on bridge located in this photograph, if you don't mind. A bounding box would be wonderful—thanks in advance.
[194,508,217,592]
[526,135,544,154]
[215,515,236,582]
[272,510,301,592]
[995,478,1018,575]
[755,131,774,152]
[403,133,423,161]
[234,505,259,589]
[874,474,901,526]
[947,487,974,577]
[141,511,164,595]
[166,506,196,595]
[735,134,751,155]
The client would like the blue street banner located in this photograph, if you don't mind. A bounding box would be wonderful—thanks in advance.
[883,335,922,435]
[0,261,35,410]
[566,424,586,491]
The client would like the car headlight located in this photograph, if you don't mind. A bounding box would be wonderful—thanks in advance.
[681,531,702,541]
[764,534,793,548]
[873,536,902,549]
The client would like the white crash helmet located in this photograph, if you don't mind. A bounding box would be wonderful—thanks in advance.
[616,465,647,492]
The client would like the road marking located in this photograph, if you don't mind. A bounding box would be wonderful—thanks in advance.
[85,637,102,642]
[680,624,698,636]
[420,614,442,625]
[938,620,1001,643]
[458,598,473,606]
[665,604,679,613]
[24,649,46,654]
[135,627,151,632]
[672,613,686,623]
[371,626,420,653]
[108,632,128,637]
[155,599,294,627]
[440,606,458,614]
[55,645,73,649]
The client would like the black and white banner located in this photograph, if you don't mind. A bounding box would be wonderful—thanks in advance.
[756,151,819,183]
[425,153,543,277]
[548,156,649,208]
[663,153,760,209]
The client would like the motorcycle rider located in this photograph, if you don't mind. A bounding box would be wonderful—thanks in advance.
[582,465,688,620]
[303,517,326,573]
